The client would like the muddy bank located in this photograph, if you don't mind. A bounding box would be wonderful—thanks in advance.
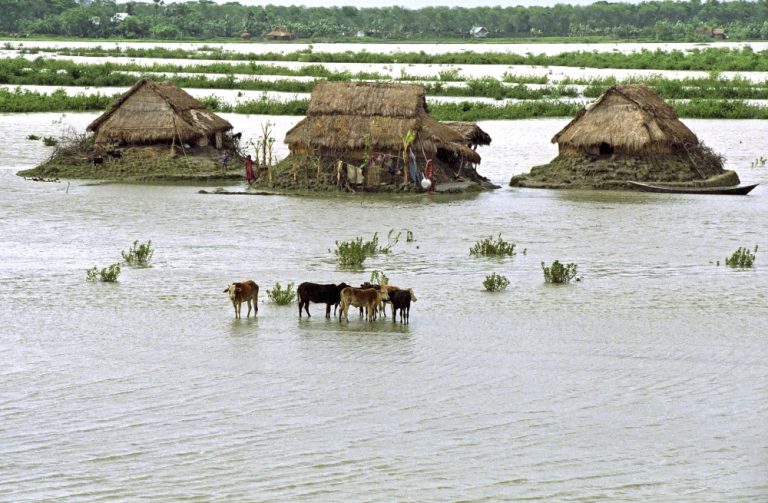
[247,155,498,194]
[17,144,243,182]
[509,154,739,190]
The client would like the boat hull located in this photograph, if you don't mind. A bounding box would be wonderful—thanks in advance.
[628,181,758,195]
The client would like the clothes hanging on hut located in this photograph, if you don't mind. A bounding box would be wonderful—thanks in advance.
[408,148,423,184]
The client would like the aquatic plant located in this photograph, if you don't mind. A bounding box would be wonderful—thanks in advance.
[42,136,57,146]
[483,273,510,292]
[751,156,767,167]
[542,260,578,284]
[121,240,154,267]
[470,234,516,257]
[369,270,389,286]
[406,230,414,242]
[725,245,758,268]
[267,281,296,305]
[26,134,40,140]
[333,232,392,267]
[86,263,121,283]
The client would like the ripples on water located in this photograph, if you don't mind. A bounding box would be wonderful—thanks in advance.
[1,114,767,501]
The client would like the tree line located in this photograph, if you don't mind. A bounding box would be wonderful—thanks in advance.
[1,0,768,41]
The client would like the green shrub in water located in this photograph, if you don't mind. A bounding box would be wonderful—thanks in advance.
[26,134,40,140]
[42,136,57,146]
[267,281,296,305]
[334,232,395,267]
[121,240,154,267]
[86,263,121,283]
[470,234,516,257]
[542,260,578,284]
[483,273,510,292]
[725,245,758,268]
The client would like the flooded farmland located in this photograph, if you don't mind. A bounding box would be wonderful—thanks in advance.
[1,110,767,501]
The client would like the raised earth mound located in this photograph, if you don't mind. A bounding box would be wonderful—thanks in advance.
[18,141,243,182]
[510,149,739,190]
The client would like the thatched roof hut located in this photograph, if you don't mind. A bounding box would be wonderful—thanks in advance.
[509,83,734,189]
[553,84,698,157]
[266,27,295,40]
[285,81,481,165]
[443,121,492,150]
[86,79,232,148]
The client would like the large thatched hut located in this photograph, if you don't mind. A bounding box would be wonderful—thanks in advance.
[86,79,233,149]
[510,84,737,189]
[280,81,490,192]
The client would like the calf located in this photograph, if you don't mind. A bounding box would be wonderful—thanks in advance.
[390,288,416,324]
[339,287,389,322]
[224,280,259,319]
[297,282,350,318]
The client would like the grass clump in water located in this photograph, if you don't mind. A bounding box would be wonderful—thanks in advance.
[86,263,121,283]
[121,240,154,267]
[483,273,510,292]
[725,245,757,268]
[542,260,578,284]
[334,232,397,267]
[267,281,296,305]
[470,234,516,257]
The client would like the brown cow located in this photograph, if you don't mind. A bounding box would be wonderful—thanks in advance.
[224,280,259,319]
[339,287,389,322]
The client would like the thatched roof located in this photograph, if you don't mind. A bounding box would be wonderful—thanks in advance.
[285,82,481,163]
[87,79,232,145]
[266,27,294,39]
[552,84,698,152]
[443,121,492,147]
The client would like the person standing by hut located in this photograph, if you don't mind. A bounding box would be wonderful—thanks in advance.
[244,154,255,184]
[424,159,436,193]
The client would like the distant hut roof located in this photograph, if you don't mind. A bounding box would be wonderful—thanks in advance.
[86,79,232,145]
[552,84,698,153]
[443,121,492,147]
[266,27,294,40]
[285,81,481,163]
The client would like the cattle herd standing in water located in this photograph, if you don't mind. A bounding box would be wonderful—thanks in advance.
[224,281,416,323]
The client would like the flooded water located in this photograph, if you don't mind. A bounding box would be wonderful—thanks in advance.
[2,113,767,501]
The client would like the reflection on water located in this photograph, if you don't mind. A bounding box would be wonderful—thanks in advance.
[1,114,767,501]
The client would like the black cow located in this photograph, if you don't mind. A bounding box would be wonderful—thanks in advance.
[390,289,413,324]
[297,282,350,318]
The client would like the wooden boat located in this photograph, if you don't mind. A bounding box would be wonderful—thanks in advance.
[628,181,759,195]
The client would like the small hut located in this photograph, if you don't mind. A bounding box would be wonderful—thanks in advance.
[510,84,736,189]
[86,79,233,149]
[265,27,295,40]
[282,81,488,191]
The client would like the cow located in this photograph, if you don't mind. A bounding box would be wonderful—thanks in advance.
[389,288,416,324]
[339,287,390,322]
[224,280,259,319]
[297,282,350,318]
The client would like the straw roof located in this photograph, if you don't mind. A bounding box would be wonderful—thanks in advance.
[552,84,698,153]
[443,121,492,147]
[87,79,232,145]
[285,82,481,163]
[266,27,294,39]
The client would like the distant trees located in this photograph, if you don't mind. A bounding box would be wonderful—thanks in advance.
[1,0,767,41]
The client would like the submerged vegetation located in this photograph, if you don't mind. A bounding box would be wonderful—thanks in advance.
[333,233,386,267]
[122,240,154,268]
[470,235,517,258]
[542,260,579,284]
[86,263,121,283]
[725,246,758,268]
[267,282,297,305]
[483,273,510,292]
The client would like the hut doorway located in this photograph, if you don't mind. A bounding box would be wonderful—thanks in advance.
[599,142,614,156]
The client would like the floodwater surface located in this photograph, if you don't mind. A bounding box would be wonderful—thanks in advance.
[1,113,767,501]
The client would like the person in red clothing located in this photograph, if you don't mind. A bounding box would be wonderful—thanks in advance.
[244,154,255,184]
[424,159,435,193]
